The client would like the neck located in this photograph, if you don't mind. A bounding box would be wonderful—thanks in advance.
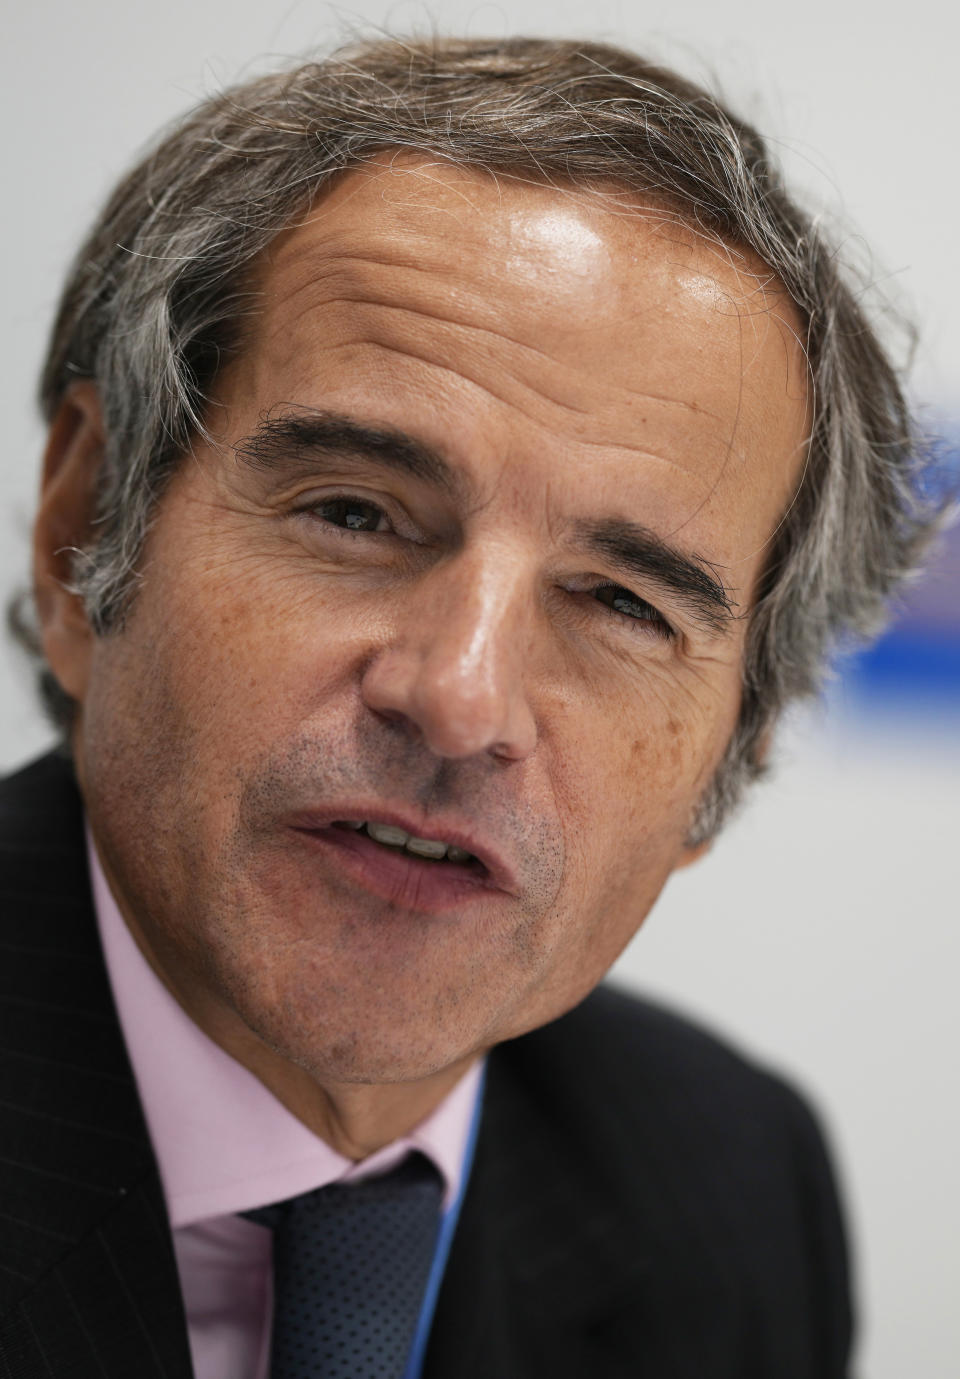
[217,1032,480,1160]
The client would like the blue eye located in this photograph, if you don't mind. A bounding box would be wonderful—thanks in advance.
[593,583,673,637]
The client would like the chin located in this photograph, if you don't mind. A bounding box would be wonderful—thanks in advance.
[226,970,478,1087]
[284,1026,471,1088]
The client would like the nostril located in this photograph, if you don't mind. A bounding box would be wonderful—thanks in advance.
[359,635,535,761]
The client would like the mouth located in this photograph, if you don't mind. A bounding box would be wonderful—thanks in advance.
[287,809,516,912]
[331,819,484,867]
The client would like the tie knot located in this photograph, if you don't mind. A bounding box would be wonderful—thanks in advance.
[245,1152,444,1379]
[250,1149,443,1231]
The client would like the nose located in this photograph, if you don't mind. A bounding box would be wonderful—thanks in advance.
[360,552,538,762]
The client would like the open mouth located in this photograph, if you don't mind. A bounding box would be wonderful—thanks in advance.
[288,813,507,911]
[330,820,483,870]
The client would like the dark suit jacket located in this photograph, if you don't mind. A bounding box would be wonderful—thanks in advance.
[0,752,853,1378]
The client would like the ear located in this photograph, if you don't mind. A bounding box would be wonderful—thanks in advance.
[672,838,712,871]
[32,380,106,705]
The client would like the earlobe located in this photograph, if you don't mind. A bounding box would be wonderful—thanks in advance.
[32,380,106,704]
[673,838,712,871]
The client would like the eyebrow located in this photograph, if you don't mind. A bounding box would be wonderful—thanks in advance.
[235,409,738,634]
[234,411,467,500]
[574,519,738,634]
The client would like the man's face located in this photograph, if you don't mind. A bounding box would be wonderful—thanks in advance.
[64,161,808,1086]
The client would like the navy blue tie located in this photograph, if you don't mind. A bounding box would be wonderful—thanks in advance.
[246,1151,443,1379]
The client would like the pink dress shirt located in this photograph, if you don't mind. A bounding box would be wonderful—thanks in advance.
[86,830,484,1379]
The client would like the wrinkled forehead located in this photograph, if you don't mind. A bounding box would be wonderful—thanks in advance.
[251,154,809,445]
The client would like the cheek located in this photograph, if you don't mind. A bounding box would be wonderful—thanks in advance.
[517,705,714,1015]
[572,667,732,811]
[552,667,737,896]
[142,559,368,750]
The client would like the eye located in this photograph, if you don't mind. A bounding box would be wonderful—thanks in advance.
[592,583,674,638]
[310,496,391,533]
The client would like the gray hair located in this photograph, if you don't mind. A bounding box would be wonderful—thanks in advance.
[13,35,943,843]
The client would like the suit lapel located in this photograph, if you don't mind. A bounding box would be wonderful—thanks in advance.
[0,752,192,1378]
[423,999,744,1379]
[421,1042,639,1379]
[422,1026,656,1379]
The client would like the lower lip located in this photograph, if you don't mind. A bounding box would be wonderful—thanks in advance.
[290,825,505,913]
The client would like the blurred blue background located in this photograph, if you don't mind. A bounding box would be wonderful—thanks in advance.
[839,432,958,718]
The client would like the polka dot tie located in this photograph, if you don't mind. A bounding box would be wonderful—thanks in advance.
[245,1152,443,1379]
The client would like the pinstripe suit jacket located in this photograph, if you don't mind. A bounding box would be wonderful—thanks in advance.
[0,752,853,1378]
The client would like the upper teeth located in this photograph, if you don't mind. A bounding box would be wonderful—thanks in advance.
[344,820,473,864]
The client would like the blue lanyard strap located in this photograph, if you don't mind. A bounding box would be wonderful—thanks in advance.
[402,1059,488,1379]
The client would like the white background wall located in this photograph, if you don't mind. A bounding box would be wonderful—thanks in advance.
[3,3,957,1374]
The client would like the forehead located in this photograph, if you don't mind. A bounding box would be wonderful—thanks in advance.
[229,157,809,581]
